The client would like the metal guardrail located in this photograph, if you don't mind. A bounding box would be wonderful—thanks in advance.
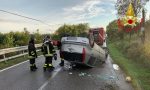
[0,44,42,63]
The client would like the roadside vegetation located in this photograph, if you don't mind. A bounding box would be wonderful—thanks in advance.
[0,28,44,49]
[107,19,150,90]
[52,23,89,40]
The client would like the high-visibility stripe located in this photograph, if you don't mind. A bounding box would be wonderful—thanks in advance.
[45,45,53,56]
[31,51,35,55]
[48,64,52,66]
[30,64,35,66]
[44,64,47,67]
[45,54,53,57]
[47,45,50,55]
[28,56,35,59]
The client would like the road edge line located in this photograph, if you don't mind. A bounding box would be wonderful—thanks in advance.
[0,55,43,72]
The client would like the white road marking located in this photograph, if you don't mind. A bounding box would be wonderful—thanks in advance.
[0,60,28,72]
[0,55,43,72]
[38,67,62,90]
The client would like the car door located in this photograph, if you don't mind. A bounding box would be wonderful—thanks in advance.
[87,34,97,66]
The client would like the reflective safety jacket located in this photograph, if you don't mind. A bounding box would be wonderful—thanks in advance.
[41,41,55,57]
[28,43,37,59]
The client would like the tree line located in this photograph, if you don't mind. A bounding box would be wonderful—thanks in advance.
[52,23,89,40]
[0,28,43,49]
[0,23,89,49]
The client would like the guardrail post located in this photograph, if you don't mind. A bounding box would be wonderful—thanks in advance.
[3,54,7,63]
[22,50,25,58]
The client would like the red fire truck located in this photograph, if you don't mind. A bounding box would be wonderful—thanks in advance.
[89,27,105,46]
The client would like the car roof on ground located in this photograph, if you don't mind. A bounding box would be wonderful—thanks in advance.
[61,37,89,44]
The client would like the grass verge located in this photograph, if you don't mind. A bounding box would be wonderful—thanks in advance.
[0,52,42,70]
[108,43,150,90]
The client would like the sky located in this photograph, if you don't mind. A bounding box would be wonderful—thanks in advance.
[0,0,149,34]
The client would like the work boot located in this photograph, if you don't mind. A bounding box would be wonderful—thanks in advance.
[30,66,35,71]
[43,64,47,72]
[48,64,55,71]
[51,66,55,69]
[33,64,38,70]
[59,60,64,66]
[43,67,46,72]
[48,66,55,71]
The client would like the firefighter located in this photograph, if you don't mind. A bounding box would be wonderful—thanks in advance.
[57,40,64,66]
[42,36,55,71]
[28,37,38,71]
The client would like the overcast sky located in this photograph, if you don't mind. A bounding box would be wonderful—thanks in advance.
[0,0,149,34]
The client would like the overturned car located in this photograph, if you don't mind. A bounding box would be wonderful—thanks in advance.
[60,36,107,67]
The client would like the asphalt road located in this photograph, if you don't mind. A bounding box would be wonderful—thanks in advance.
[0,52,134,90]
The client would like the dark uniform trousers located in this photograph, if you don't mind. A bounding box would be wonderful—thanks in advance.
[45,56,53,67]
[28,43,37,71]
[30,58,35,65]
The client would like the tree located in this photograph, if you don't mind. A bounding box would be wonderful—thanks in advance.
[13,28,30,46]
[0,33,4,44]
[3,34,14,48]
[34,29,42,44]
[55,23,89,40]
[0,33,5,48]
[0,28,44,49]
[106,20,125,41]
[115,0,149,42]
[115,0,149,17]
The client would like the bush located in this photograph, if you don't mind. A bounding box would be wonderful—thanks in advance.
[115,40,150,67]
